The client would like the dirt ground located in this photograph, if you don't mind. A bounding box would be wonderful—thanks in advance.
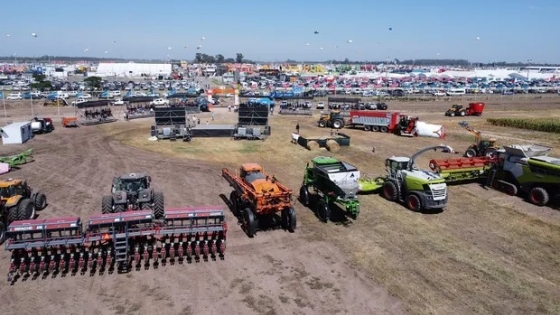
[0,95,559,315]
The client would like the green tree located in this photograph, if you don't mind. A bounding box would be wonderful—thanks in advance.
[215,54,225,63]
[235,53,244,63]
[30,73,52,92]
[84,76,102,91]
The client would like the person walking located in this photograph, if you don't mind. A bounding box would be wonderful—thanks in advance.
[296,123,300,134]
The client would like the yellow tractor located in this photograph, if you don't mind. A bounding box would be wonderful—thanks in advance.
[318,110,345,129]
[459,121,500,158]
[0,179,47,242]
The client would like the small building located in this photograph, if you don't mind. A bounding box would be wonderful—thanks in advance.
[1,121,34,145]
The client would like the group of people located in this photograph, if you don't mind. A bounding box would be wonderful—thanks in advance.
[83,108,113,120]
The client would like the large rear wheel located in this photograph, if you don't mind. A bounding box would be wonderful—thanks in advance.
[152,192,165,218]
[528,187,549,206]
[244,208,256,237]
[101,195,113,214]
[34,193,47,210]
[17,199,34,220]
[316,200,330,223]
[299,186,309,206]
[0,221,5,244]
[382,181,398,201]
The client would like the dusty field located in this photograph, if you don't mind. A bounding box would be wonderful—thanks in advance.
[0,96,560,315]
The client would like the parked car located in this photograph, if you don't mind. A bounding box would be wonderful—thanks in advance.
[72,98,87,106]
[316,101,325,109]
[7,93,22,100]
[150,98,170,106]
[112,98,125,105]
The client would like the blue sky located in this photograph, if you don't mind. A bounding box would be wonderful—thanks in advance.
[1,0,558,63]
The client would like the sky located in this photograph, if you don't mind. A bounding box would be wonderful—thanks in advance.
[1,0,559,63]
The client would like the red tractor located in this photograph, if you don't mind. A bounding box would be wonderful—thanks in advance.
[445,102,485,117]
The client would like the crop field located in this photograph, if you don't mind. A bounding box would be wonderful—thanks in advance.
[487,117,560,133]
[0,98,559,315]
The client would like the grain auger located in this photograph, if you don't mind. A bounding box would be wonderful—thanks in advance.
[4,206,227,283]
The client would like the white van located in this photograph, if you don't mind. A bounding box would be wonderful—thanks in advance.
[7,93,22,100]
[446,88,466,96]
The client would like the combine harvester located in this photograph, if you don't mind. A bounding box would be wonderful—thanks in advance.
[429,144,560,207]
[222,163,295,237]
[299,157,361,222]
[4,206,227,282]
[358,146,453,212]
[0,149,34,174]
[318,110,445,138]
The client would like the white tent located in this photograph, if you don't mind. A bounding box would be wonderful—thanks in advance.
[95,62,172,77]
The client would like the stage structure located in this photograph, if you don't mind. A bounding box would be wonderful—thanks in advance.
[75,100,119,125]
[151,107,190,141]
[233,103,271,139]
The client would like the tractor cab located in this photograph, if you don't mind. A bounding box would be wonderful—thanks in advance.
[0,179,28,200]
[112,173,151,194]
[449,104,462,111]
[320,110,341,121]
[385,157,411,175]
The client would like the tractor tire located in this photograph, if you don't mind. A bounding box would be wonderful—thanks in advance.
[299,186,310,206]
[244,208,256,237]
[449,112,455,117]
[528,187,549,206]
[152,192,165,218]
[465,148,477,158]
[8,207,18,222]
[382,181,399,202]
[101,195,113,214]
[141,203,151,210]
[318,120,326,128]
[229,191,240,216]
[114,205,126,213]
[460,111,466,116]
[34,193,47,210]
[406,194,422,212]
[332,120,344,129]
[17,199,34,220]
[316,200,330,223]
[281,207,297,232]
[0,221,5,244]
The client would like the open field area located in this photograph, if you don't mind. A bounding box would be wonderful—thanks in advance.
[0,97,560,315]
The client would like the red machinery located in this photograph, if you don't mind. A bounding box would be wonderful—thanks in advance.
[429,156,496,171]
[345,110,420,136]
[445,102,485,117]
[4,206,227,282]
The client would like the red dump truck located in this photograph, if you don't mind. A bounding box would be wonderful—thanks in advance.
[318,110,419,136]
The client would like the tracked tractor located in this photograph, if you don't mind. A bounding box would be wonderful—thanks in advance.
[358,146,453,212]
[0,179,47,242]
[101,173,165,218]
[459,121,500,158]
[299,156,361,222]
[222,163,295,237]
[318,110,345,129]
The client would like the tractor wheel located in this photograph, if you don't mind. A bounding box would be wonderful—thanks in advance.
[382,181,399,202]
[316,200,330,223]
[406,194,422,212]
[528,187,549,206]
[449,112,455,117]
[8,207,18,222]
[460,111,466,116]
[485,148,497,159]
[0,221,5,244]
[465,148,477,158]
[281,207,296,232]
[101,195,113,214]
[332,120,343,129]
[34,193,47,210]
[141,203,151,210]
[244,208,256,237]
[17,199,34,220]
[152,192,165,218]
[229,191,239,215]
[299,186,310,206]
[318,120,326,128]
[114,205,126,213]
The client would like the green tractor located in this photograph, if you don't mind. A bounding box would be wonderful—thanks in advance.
[299,156,360,222]
[358,145,453,211]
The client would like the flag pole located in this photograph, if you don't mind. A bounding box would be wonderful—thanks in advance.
[2,94,6,118]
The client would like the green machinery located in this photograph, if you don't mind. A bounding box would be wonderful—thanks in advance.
[358,145,452,212]
[428,144,560,207]
[0,149,33,170]
[299,156,361,222]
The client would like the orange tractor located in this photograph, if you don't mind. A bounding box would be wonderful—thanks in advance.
[222,163,296,237]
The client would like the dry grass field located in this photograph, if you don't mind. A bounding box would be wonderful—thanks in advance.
[0,96,559,315]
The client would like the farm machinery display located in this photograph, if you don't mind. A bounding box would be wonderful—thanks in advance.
[358,146,452,212]
[30,117,54,134]
[0,178,47,242]
[318,110,444,138]
[299,156,361,222]
[4,206,227,281]
[293,132,350,152]
[429,144,560,207]
[222,164,295,237]
[102,173,165,219]
[459,121,500,158]
[0,149,34,173]
[445,102,485,117]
